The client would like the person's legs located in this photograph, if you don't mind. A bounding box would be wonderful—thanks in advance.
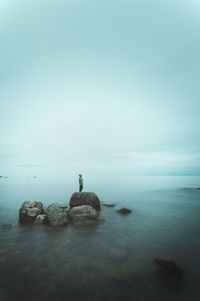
[79,185,83,192]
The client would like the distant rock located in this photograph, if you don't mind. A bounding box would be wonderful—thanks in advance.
[2,224,12,229]
[183,188,200,190]
[34,214,48,225]
[116,208,132,214]
[103,203,115,207]
[154,258,184,280]
[69,205,98,222]
[70,192,101,211]
[45,203,69,226]
[19,201,43,223]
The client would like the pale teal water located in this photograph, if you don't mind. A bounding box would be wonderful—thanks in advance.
[0,176,200,301]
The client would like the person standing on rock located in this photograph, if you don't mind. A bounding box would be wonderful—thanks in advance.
[79,174,83,192]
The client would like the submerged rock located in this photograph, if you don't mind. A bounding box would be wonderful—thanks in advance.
[154,258,184,280]
[69,205,98,222]
[70,192,101,211]
[109,248,127,258]
[2,224,12,229]
[45,203,69,226]
[116,208,132,214]
[34,214,48,225]
[19,201,43,223]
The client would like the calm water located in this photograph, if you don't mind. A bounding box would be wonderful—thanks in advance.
[0,176,200,301]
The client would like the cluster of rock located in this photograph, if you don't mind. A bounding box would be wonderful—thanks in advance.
[18,191,134,227]
[19,192,102,227]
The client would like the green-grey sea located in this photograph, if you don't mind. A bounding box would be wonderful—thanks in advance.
[0,176,200,301]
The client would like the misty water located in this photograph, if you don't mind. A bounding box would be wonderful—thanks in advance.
[0,176,200,301]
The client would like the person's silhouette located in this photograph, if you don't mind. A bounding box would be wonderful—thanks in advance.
[79,174,83,192]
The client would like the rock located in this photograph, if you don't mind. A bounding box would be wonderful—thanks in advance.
[116,208,132,214]
[2,224,12,229]
[45,203,69,226]
[34,214,48,225]
[19,201,44,223]
[154,258,184,280]
[72,219,105,227]
[70,192,101,211]
[69,205,98,222]
[103,203,115,207]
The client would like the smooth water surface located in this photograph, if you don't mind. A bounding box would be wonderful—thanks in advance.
[0,176,200,301]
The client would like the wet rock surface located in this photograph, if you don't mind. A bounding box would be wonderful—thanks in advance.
[45,203,70,226]
[116,208,132,214]
[69,205,98,222]
[70,192,101,211]
[19,201,44,223]
[34,214,48,225]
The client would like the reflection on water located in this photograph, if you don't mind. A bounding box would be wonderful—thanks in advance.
[0,177,200,300]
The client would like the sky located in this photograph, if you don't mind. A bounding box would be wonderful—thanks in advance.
[1,0,200,177]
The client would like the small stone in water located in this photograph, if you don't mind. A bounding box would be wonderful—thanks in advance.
[2,224,12,229]
[116,208,132,214]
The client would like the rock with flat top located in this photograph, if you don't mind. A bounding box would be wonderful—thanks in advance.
[69,205,98,222]
[70,192,101,211]
[19,201,43,223]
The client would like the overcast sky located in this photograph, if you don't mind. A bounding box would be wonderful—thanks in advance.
[1,0,200,177]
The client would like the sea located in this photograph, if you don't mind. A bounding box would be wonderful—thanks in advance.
[0,175,200,301]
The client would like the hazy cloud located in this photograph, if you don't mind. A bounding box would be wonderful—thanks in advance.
[1,0,200,176]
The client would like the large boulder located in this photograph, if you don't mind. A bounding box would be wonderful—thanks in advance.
[19,201,43,223]
[69,205,97,222]
[70,192,101,211]
[45,203,69,226]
